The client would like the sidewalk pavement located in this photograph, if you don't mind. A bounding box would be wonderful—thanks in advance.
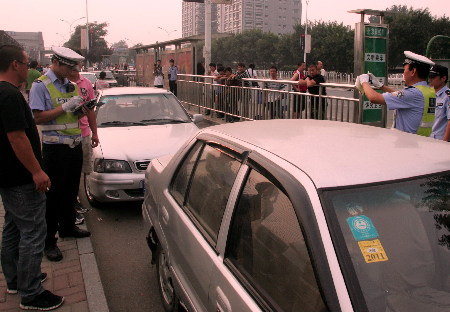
[0,197,109,312]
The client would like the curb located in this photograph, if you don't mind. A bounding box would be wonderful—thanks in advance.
[76,227,109,312]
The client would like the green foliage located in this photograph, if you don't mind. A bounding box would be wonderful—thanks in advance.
[211,23,354,72]
[64,22,110,64]
[111,40,128,49]
[382,5,450,68]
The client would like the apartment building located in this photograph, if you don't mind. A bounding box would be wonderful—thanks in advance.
[183,0,302,37]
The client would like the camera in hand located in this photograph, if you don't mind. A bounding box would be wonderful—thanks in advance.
[72,99,97,116]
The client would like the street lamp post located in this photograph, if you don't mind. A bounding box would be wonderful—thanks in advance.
[303,0,309,63]
[60,16,85,35]
[157,27,177,39]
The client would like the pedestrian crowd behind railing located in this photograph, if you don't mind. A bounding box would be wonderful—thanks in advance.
[177,74,362,124]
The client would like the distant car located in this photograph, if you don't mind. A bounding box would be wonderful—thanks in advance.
[142,120,450,312]
[92,70,118,87]
[79,72,97,89]
[84,87,203,206]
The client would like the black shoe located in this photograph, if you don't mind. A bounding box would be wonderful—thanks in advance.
[7,273,48,294]
[74,201,87,213]
[20,290,64,310]
[59,226,91,239]
[44,245,63,262]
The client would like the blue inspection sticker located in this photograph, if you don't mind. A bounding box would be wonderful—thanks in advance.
[346,215,379,241]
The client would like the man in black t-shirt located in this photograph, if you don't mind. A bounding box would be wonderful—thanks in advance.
[298,64,327,119]
[0,45,64,310]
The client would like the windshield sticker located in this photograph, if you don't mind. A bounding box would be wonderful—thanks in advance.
[346,203,364,216]
[347,215,379,241]
[358,239,389,263]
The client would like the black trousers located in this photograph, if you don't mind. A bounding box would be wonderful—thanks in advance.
[169,80,177,96]
[42,143,82,246]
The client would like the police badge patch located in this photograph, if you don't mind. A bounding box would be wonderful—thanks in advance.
[391,91,404,98]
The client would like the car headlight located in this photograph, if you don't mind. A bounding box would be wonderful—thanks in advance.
[94,159,132,173]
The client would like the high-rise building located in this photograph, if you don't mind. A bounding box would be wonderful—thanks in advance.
[5,31,45,62]
[182,2,218,37]
[183,0,301,37]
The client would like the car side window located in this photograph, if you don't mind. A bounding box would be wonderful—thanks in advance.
[226,168,327,312]
[186,145,241,243]
[170,141,203,206]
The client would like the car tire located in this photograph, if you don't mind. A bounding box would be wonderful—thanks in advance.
[156,246,179,312]
[83,173,103,208]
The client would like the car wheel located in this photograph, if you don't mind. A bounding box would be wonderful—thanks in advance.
[83,173,103,208]
[156,246,179,312]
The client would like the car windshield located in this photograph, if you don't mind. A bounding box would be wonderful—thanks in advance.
[322,172,450,312]
[96,93,191,127]
[80,73,96,84]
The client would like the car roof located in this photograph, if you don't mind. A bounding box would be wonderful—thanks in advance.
[203,120,450,188]
[99,87,172,96]
[79,72,95,75]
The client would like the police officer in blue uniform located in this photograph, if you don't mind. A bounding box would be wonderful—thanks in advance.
[29,47,91,262]
[428,64,450,141]
[356,51,435,134]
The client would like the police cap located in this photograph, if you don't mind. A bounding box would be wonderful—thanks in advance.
[51,47,84,67]
[429,64,448,78]
[403,51,434,67]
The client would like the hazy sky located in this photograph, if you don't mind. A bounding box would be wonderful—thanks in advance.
[3,0,449,48]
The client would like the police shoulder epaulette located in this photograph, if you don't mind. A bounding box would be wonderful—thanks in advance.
[405,86,414,89]
[445,89,450,97]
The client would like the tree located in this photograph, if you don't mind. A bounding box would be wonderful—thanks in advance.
[64,22,110,64]
[111,40,128,49]
[380,6,450,68]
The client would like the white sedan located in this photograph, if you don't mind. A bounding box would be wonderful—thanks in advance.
[84,87,202,206]
[142,119,450,312]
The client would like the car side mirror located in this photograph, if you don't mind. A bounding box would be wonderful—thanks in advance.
[192,114,204,124]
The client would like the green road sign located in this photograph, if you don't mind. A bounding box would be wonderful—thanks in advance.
[363,24,388,124]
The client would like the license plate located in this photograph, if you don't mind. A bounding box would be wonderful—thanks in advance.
[140,180,146,193]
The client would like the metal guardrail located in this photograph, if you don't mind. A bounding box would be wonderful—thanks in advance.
[177,74,361,124]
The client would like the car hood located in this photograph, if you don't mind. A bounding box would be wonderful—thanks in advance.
[97,123,198,161]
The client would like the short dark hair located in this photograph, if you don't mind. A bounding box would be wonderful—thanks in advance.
[237,63,245,68]
[297,62,306,67]
[269,66,278,71]
[209,63,216,68]
[169,59,174,63]
[248,64,255,69]
[407,63,430,80]
[0,44,24,72]
[217,66,225,72]
[30,60,38,68]
[224,67,233,73]
[308,64,318,69]
[99,71,106,79]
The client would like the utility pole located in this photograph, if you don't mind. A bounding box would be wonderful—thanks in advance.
[204,0,212,72]
[86,0,90,67]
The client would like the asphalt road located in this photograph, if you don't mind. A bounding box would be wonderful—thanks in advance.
[81,118,215,312]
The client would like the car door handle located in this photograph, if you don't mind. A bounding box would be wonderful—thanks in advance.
[161,205,169,225]
[215,286,231,312]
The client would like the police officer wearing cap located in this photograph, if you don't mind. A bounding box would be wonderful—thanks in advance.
[429,64,450,141]
[356,51,436,134]
[29,47,91,262]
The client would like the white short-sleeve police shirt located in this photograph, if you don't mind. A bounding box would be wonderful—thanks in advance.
[382,81,427,133]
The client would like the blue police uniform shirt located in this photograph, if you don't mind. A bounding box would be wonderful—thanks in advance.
[168,66,178,81]
[430,85,450,140]
[29,69,80,142]
[382,81,428,133]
